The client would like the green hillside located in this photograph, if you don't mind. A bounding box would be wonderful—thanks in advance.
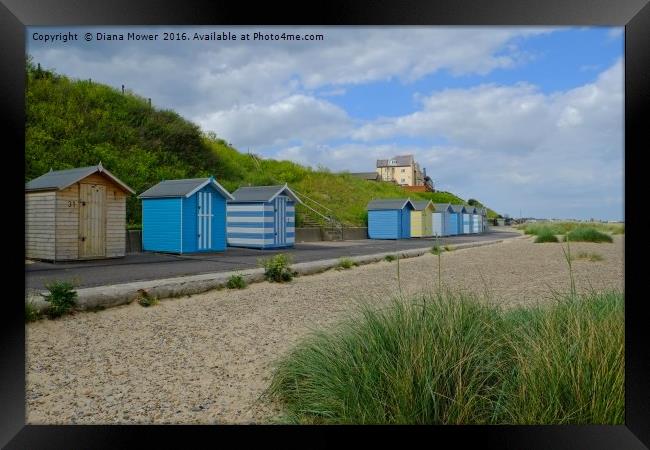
[26,61,498,227]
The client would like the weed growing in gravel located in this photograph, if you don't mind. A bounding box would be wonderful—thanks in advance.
[137,289,159,307]
[431,245,443,255]
[444,245,453,252]
[384,254,396,262]
[572,252,604,262]
[336,257,358,270]
[43,281,77,319]
[260,254,296,283]
[226,274,248,289]
[25,302,42,323]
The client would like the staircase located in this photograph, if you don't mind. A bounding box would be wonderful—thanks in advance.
[247,153,345,241]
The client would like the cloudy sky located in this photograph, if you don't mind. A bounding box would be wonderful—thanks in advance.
[28,26,624,220]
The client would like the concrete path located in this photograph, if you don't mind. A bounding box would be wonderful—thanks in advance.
[26,230,520,290]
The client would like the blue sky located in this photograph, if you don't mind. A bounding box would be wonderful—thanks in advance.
[28,26,624,220]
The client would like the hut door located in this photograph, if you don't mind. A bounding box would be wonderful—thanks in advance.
[79,183,106,258]
[274,196,287,245]
[197,191,213,250]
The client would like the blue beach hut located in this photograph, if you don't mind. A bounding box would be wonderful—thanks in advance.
[367,199,415,240]
[139,177,233,254]
[227,184,302,249]
[449,205,464,235]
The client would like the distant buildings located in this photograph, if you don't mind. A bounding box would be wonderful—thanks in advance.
[375,154,434,191]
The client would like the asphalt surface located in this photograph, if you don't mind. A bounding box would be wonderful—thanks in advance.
[25,230,520,289]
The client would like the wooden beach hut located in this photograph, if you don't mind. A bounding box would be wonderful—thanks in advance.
[367,199,415,240]
[25,163,135,261]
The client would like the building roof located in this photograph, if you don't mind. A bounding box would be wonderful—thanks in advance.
[25,163,135,194]
[138,177,233,199]
[348,172,380,181]
[450,204,466,213]
[411,200,434,211]
[376,154,414,168]
[465,206,478,213]
[367,198,415,211]
[229,184,302,204]
[433,203,453,212]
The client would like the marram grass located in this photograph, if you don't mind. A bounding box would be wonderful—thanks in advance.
[266,290,624,425]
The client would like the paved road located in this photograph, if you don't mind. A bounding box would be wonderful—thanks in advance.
[25,231,520,289]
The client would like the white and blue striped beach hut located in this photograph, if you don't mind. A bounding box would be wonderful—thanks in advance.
[227,184,302,249]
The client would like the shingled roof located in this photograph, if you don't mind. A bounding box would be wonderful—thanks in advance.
[25,163,135,194]
[138,177,233,199]
[229,184,302,204]
[376,155,414,168]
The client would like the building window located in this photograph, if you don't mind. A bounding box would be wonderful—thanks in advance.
[401,168,405,173]
[401,178,406,183]
[389,159,397,165]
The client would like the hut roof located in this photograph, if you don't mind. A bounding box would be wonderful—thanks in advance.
[450,205,466,213]
[411,200,434,211]
[367,198,415,211]
[25,163,135,194]
[432,202,453,212]
[138,177,233,199]
[229,184,302,204]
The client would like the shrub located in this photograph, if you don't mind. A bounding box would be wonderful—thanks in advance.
[534,231,559,243]
[337,257,357,270]
[260,254,296,283]
[267,290,624,425]
[384,254,396,262]
[25,302,42,323]
[226,274,248,289]
[565,227,613,243]
[137,289,159,307]
[43,281,77,318]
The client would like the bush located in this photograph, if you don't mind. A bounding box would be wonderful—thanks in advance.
[534,231,559,243]
[267,290,623,425]
[384,254,396,262]
[25,302,42,323]
[137,289,159,307]
[260,254,296,283]
[337,257,357,270]
[431,245,443,255]
[226,274,247,289]
[43,281,77,318]
[565,228,613,243]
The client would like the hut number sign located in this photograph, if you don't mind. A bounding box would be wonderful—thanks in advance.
[68,200,78,207]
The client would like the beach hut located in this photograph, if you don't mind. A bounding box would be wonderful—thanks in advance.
[460,205,473,234]
[476,207,487,232]
[432,203,455,236]
[139,177,233,254]
[25,163,135,261]
[367,199,415,239]
[449,205,464,235]
[468,206,481,233]
[410,200,434,237]
[227,184,302,249]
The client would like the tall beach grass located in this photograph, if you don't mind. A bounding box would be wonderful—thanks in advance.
[267,290,624,425]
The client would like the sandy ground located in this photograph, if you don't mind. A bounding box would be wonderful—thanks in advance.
[26,235,624,424]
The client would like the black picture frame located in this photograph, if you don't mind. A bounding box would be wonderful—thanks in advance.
[2,0,648,448]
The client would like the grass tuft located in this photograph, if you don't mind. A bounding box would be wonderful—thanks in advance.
[565,228,613,243]
[267,290,624,425]
[534,231,559,243]
[137,289,159,307]
[25,302,42,323]
[336,257,358,270]
[571,252,604,262]
[384,254,396,262]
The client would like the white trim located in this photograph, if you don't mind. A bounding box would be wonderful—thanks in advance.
[267,183,303,204]
[185,178,234,200]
